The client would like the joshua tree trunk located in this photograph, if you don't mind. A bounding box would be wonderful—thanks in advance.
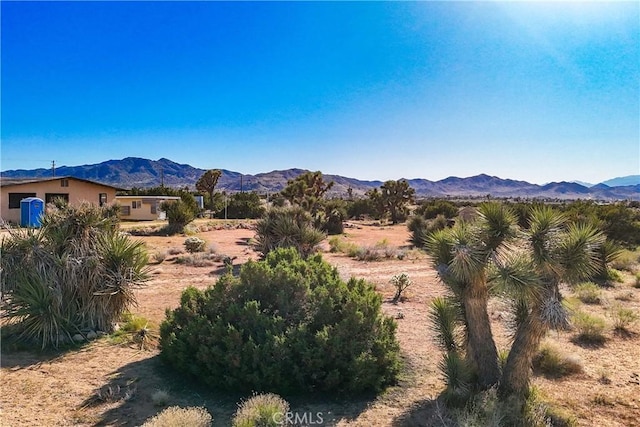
[499,304,547,399]
[462,282,500,388]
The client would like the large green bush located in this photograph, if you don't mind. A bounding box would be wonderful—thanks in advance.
[159,247,400,394]
[216,192,266,219]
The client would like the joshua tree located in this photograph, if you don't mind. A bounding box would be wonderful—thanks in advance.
[427,203,606,411]
[196,169,222,210]
[497,207,603,400]
[280,171,334,214]
[374,180,416,224]
[426,202,517,389]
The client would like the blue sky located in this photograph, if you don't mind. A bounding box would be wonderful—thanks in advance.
[1,1,638,184]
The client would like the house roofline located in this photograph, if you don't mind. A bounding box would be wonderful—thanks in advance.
[0,175,126,191]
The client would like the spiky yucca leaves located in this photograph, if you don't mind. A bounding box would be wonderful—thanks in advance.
[430,297,464,352]
[1,202,148,348]
[89,231,150,331]
[477,202,518,252]
[426,203,517,391]
[593,239,623,282]
[499,209,605,399]
[254,206,326,258]
[2,270,75,349]
[440,351,475,406]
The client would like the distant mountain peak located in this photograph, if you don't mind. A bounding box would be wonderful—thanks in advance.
[1,157,638,201]
[600,175,640,187]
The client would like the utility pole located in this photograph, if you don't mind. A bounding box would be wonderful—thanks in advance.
[52,160,56,177]
[160,168,165,187]
[240,175,243,193]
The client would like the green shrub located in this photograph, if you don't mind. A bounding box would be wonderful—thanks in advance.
[346,197,380,220]
[414,199,459,220]
[232,393,290,427]
[391,273,412,303]
[318,200,347,235]
[160,247,401,394]
[184,237,206,253]
[142,406,212,427]
[610,248,639,272]
[215,192,266,219]
[407,214,448,248]
[606,268,624,283]
[574,282,602,304]
[572,311,606,344]
[532,343,583,378]
[611,305,638,332]
[254,207,326,258]
[635,272,640,289]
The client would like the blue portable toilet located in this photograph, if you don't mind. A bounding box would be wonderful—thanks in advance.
[20,197,45,228]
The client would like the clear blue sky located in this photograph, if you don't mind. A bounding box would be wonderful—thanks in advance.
[2,1,638,184]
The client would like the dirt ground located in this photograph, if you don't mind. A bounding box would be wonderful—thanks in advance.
[1,219,639,426]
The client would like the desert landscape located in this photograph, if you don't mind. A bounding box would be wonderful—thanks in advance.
[1,218,639,426]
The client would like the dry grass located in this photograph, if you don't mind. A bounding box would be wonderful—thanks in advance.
[2,219,640,426]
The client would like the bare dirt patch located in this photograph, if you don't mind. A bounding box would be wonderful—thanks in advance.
[2,219,640,426]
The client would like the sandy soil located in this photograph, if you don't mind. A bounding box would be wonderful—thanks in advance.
[1,219,639,426]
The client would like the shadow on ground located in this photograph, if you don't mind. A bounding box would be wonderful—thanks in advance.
[392,396,452,427]
[81,355,376,426]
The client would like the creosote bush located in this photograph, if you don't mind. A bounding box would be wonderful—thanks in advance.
[232,393,290,427]
[160,247,400,394]
[611,305,638,332]
[142,406,212,427]
[572,311,607,344]
[574,282,602,304]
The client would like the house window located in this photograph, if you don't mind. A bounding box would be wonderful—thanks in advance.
[99,193,108,207]
[61,179,69,187]
[132,200,142,209]
[121,205,131,216]
[8,193,36,209]
[45,193,70,205]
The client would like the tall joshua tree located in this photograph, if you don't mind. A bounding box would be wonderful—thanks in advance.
[379,180,415,224]
[497,207,603,400]
[426,202,517,389]
[196,169,222,210]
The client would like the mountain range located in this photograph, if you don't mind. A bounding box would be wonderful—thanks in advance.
[2,157,638,201]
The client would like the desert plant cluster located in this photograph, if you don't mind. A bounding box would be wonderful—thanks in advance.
[2,170,640,426]
[1,202,149,348]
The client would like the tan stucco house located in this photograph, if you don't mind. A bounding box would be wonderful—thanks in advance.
[114,195,181,221]
[0,176,121,225]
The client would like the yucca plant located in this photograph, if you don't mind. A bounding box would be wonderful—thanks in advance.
[425,202,517,390]
[499,208,604,399]
[254,206,326,258]
[1,201,148,348]
[2,270,76,349]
